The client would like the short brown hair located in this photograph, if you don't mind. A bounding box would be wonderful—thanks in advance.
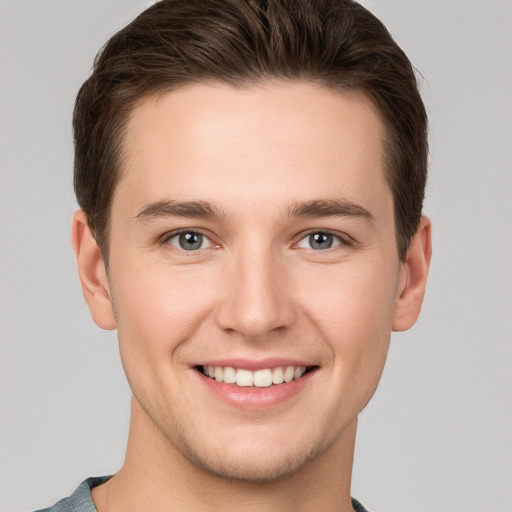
[73,0,427,261]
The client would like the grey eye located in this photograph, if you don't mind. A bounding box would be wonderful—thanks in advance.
[297,232,342,250]
[309,232,333,250]
[168,231,209,251]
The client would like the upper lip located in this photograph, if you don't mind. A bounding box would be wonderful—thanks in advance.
[194,357,316,371]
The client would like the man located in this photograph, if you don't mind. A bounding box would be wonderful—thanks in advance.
[37,0,431,510]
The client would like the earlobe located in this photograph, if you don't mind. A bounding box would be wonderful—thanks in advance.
[71,210,116,330]
[392,216,432,332]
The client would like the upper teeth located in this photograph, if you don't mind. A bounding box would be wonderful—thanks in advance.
[202,365,307,387]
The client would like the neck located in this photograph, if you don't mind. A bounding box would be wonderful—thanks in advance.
[93,396,357,512]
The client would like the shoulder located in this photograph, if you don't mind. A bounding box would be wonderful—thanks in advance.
[352,496,372,512]
[33,476,112,512]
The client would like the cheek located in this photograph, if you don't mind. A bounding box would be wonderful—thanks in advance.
[304,258,397,327]
[301,260,398,377]
[111,260,219,362]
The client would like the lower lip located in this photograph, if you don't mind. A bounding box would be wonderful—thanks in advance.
[196,369,317,409]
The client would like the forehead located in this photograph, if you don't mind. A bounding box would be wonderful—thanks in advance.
[116,81,390,220]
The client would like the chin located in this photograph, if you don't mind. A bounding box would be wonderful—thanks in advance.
[170,424,321,483]
[186,443,317,483]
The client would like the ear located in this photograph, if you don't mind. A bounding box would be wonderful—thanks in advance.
[71,210,116,330]
[392,216,432,331]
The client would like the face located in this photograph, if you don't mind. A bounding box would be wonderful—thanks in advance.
[102,82,406,481]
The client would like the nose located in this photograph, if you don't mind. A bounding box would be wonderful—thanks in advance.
[216,247,296,340]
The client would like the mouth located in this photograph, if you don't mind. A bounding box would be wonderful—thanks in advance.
[196,364,316,388]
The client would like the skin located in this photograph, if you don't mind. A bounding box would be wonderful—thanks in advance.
[72,82,431,511]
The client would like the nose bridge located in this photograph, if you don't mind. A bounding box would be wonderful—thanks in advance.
[217,238,294,338]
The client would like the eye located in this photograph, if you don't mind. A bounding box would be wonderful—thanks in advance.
[296,231,343,251]
[166,231,212,251]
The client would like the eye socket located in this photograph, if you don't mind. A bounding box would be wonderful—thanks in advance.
[166,231,212,251]
[296,231,343,251]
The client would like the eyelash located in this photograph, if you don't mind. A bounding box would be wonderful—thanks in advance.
[159,228,352,254]
[160,229,216,252]
[294,230,350,251]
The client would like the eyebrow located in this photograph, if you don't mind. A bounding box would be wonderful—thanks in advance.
[135,200,222,223]
[288,199,374,221]
[134,198,373,224]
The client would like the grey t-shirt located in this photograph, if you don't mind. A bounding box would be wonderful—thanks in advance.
[34,477,111,512]
[34,476,370,512]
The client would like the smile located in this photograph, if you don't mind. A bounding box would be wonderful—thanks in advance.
[200,365,310,387]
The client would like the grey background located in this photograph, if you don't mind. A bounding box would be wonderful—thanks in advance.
[0,1,510,511]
